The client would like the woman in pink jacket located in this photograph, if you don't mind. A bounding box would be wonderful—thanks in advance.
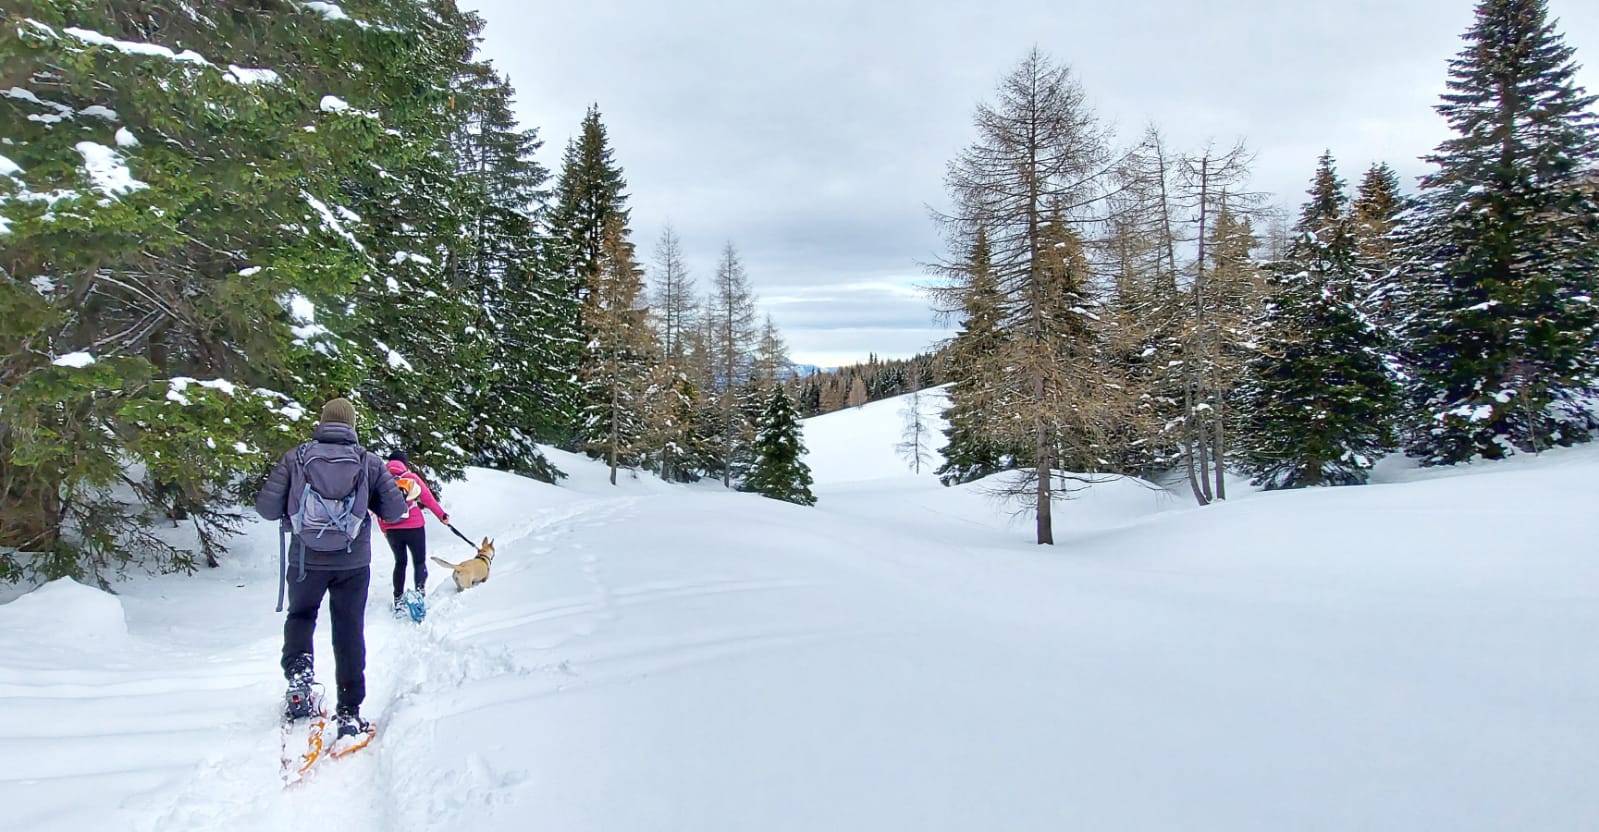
[378,450,448,610]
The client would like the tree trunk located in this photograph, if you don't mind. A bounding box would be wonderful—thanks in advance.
[1182,366,1207,506]
[608,378,619,486]
[1192,158,1214,505]
[1213,392,1227,500]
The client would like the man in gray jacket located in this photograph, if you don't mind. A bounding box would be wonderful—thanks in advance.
[256,397,408,738]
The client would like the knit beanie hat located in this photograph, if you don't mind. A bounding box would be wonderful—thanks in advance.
[319,397,357,427]
[388,449,409,465]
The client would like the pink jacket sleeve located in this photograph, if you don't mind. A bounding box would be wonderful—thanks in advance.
[417,477,447,521]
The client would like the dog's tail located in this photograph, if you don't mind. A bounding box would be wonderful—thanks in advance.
[429,557,456,570]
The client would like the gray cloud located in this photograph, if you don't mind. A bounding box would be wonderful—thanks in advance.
[463,0,1599,365]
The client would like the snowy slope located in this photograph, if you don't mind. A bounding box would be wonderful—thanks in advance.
[3,396,1598,830]
[802,386,952,485]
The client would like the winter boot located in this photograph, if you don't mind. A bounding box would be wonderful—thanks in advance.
[393,595,406,618]
[283,654,318,721]
[335,705,372,740]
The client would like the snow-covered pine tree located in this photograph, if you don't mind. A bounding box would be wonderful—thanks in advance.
[550,105,629,299]
[581,215,657,485]
[742,385,817,506]
[336,1,491,481]
[1235,153,1401,488]
[450,61,568,482]
[934,227,1016,485]
[549,105,630,453]
[1348,162,1409,372]
[1400,0,1599,463]
[0,0,491,580]
[705,242,759,486]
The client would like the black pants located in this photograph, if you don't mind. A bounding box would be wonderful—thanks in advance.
[385,526,428,598]
[281,566,369,710]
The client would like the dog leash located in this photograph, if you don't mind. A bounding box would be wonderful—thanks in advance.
[445,522,477,548]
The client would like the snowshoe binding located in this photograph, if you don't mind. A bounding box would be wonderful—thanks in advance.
[282,656,320,721]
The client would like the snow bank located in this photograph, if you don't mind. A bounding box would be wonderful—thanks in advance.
[0,578,129,649]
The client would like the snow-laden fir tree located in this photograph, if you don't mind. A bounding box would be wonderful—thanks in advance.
[449,61,572,482]
[935,227,1016,485]
[550,105,630,306]
[1348,162,1408,361]
[742,385,817,506]
[0,0,493,580]
[1235,153,1401,488]
[1399,0,1599,463]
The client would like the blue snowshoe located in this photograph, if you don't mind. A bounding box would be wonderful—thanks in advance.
[401,588,426,623]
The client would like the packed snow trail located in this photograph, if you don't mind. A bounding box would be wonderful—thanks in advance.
[3,396,1598,830]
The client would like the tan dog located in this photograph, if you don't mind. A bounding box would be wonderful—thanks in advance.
[430,538,495,591]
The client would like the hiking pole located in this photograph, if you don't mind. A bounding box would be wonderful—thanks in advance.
[446,522,477,548]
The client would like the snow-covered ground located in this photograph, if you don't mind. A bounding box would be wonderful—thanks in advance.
[3,390,1598,830]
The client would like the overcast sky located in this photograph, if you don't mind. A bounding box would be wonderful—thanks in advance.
[461,0,1599,368]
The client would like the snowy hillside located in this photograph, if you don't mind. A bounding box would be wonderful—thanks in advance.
[802,386,950,484]
[4,391,1599,830]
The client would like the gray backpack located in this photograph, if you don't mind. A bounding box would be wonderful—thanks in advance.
[289,442,370,553]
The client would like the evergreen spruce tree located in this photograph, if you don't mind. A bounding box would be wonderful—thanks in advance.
[549,106,630,452]
[1236,153,1401,488]
[936,228,1014,485]
[0,0,493,579]
[1401,0,1599,463]
[742,385,817,506]
[1349,162,1409,346]
[450,62,568,481]
[550,105,630,300]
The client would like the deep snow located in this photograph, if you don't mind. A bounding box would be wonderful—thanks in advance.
[2,390,1597,831]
